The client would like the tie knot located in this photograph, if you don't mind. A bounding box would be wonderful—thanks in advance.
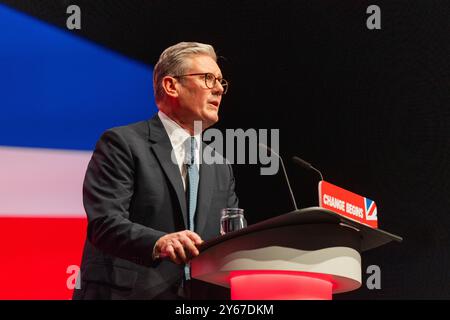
[185,136,197,166]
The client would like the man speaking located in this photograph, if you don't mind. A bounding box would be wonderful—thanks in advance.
[73,42,238,299]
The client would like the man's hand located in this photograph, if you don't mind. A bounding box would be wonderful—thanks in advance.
[154,230,204,264]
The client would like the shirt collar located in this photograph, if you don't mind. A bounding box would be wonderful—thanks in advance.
[158,110,201,151]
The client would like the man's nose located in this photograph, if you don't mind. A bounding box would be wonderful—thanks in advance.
[212,82,224,95]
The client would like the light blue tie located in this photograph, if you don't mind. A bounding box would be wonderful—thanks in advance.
[184,136,199,280]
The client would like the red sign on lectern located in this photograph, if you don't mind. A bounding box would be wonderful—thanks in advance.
[318,181,378,228]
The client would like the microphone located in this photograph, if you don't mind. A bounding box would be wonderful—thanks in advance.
[292,156,324,181]
[258,143,298,211]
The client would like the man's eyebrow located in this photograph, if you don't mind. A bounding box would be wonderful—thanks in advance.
[203,71,223,79]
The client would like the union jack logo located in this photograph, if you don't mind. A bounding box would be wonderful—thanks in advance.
[364,198,378,221]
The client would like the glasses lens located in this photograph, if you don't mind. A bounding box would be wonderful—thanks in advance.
[204,73,228,95]
[220,79,228,94]
[205,73,216,88]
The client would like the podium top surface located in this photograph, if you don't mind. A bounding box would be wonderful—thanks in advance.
[200,207,403,253]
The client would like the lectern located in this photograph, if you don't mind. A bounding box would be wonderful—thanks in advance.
[191,207,402,300]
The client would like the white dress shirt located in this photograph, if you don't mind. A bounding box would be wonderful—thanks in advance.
[158,111,201,191]
[152,111,202,260]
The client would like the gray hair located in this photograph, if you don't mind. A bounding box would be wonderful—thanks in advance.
[153,42,217,102]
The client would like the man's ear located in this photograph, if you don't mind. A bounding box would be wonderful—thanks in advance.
[162,76,179,98]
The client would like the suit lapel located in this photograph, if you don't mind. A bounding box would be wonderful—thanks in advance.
[147,115,188,229]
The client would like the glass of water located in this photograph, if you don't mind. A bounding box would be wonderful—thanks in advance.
[220,208,247,235]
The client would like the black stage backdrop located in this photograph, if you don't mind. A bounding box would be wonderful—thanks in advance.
[2,0,449,299]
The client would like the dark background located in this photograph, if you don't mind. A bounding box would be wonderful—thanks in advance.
[1,0,449,299]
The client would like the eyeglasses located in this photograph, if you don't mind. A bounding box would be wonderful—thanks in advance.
[173,73,228,95]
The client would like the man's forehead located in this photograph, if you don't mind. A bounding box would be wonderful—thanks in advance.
[187,55,222,75]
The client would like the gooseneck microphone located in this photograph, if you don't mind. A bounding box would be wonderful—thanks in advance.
[292,156,324,181]
[258,143,298,211]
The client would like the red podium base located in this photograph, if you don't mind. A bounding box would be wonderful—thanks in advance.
[229,270,334,300]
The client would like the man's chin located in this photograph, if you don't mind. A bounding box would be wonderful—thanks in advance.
[202,112,219,129]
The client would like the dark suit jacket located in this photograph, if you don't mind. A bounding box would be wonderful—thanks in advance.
[73,115,238,299]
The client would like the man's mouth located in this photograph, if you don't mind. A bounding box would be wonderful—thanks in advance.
[208,101,220,108]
